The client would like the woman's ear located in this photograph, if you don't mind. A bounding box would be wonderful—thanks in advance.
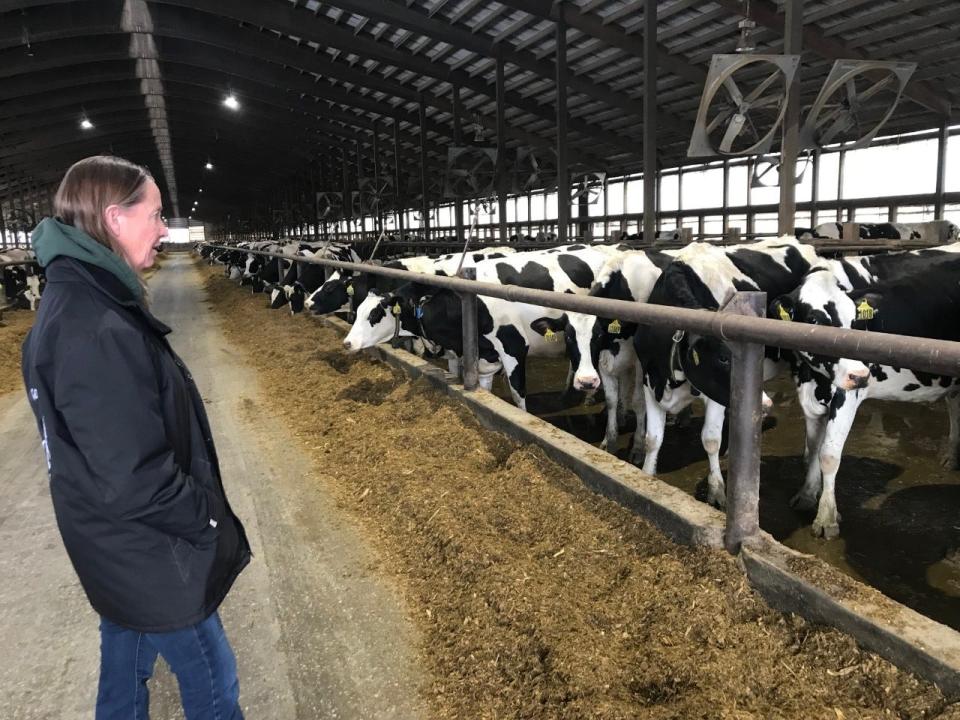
[103,204,123,238]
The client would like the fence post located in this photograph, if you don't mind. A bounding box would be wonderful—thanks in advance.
[458,267,479,391]
[724,290,766,554]
[723,226,741,245]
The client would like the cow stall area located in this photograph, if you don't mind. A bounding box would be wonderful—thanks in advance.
[194,253,958,718]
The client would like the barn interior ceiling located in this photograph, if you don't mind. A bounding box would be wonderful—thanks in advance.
[0,0,957,224]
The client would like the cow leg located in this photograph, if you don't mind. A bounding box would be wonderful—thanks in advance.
[478,373,495,391]
[599,364,620,452]
[628,368,647,466]
[499,347,528,411]
[941,389,960,470]
[812,391,862,539]
[791,412,827,510]
[640,392,667,475]
[702,399,727,508]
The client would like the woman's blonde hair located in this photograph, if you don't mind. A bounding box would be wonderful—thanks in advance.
[54,155,153,258]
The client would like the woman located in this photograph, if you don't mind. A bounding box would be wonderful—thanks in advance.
[21,156,251,719]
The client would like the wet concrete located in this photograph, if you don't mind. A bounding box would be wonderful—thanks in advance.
[481,358,960,633]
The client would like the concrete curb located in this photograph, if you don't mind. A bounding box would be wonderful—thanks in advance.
[314,313,960,698]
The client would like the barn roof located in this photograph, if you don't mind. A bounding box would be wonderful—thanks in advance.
[1,0,957,222]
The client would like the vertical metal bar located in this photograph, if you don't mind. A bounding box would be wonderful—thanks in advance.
[418,96,430,239]
[936,118,949,220]
[496,51,508,243]
[556,3,570,244]
[459,267,479,390]
[724,290,766,554]
[452,84,466,244]
[394,116,405,240]
[778,0,802,236]
[373,118,383,238]
[746,158,754,236]
[722,159,730,233]
[836,149,845,222]
[643,0,657,243]
[811,149,820,228]
[342,147,351,244]
[0,198,7,247]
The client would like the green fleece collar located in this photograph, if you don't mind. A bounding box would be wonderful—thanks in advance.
[31,217,143,301]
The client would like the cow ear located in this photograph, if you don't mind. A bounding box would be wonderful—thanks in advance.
[770,296,794,322]
[530,314,568,337]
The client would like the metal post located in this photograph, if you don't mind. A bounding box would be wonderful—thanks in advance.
[722,160,730,233]
[495,52,509,244]
[394,116,405,240]
[724,291,766,554]
[778,0,802,235]
[811,149,820,228]
[459,267,479,391]
[936,119,949,220]
[373,120,383,235]
[556,3,570,244]
[643,0,657,243]
[342,147,351,244]
[452,85,466,244]
[836,149,845,222]
[0,198,7,247]
[418,96,430,239]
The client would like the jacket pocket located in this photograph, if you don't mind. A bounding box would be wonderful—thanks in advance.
[169,537,194,583]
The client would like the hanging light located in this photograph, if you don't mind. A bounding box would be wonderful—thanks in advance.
[205,160,214,170]
[736,0,756,53]
[80,117,94,130]
[223,93,240,111]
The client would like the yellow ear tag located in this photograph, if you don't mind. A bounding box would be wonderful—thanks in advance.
[392,303,401,316]
[544,328,559,342]
[346,284,354,296]
[692,349,700,366]
[778,304,791,322]
[856,299,875,321]
[608,319,622,335]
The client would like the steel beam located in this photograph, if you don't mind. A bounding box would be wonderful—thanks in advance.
[556,4,570,244]
[779,0,803,235]
[643,0,657,242]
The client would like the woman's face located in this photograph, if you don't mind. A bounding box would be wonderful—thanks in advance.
[106,179,167,271]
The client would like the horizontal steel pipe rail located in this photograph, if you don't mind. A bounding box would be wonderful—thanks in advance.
[203,243,960,378]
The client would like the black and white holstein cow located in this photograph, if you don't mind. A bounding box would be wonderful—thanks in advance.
[342,244,624,410]
[1,249,43,310]
[798,221,960,243]
[303,248,517,317]
[269,242,361,313]
[528,249,679,458]
[633,238,819,508]
[770,245,960,538]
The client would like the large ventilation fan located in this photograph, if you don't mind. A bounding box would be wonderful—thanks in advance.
[443,146,498,199]
[688,53,800,157]
[800,60,917,150]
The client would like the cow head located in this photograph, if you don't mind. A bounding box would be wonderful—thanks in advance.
[770,263,870,392]
[342,289,403,353]
[532,312,621,391]
[306,272,350,315]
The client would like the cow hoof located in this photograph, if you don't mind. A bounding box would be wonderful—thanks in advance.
[811,521,840,540]
[789,492,817,511]
[707,489,726,509]
[940,454,960,471]
[628,450,644,466]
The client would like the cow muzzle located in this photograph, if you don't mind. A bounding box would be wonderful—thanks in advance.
[573,374,601,391]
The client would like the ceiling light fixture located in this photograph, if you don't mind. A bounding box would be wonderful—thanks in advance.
[80,116,94,130]
[223,93,240,111]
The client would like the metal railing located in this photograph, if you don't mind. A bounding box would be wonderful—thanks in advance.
[201,242,960,553]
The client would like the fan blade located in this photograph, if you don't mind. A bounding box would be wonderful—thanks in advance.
[719,113,747,153]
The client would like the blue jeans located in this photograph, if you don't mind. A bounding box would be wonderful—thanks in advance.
[96,611,243,720]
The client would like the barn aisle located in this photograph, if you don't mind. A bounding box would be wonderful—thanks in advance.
[0,253,425,720]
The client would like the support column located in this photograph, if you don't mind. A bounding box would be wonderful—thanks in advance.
[418,96,430,238]
[556,2,570,244]
[810,149,820,228]
[496,52,508,244]
[342,147,351,244]
[643,0,657,243]
[936,119,949,220]
[373,120,383,235]
[453,84,466,244]
[394,117,405,239]
[778,0,803,235]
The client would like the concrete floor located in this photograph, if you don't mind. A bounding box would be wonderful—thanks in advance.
[0,254,426,719]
